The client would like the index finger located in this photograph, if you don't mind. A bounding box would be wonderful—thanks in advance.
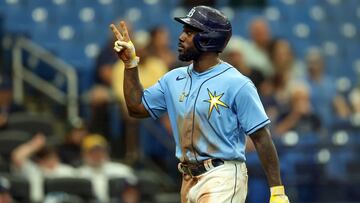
[120,21,130,42]
[109,23,123,40]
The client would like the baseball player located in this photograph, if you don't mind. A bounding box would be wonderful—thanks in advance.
[110,5,289,203]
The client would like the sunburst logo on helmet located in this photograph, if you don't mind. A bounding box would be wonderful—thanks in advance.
[203,88,229,119]
[187,8,196,17]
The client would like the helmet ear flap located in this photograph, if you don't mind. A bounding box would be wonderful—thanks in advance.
[193,31,231,52]
[193,33,204,52]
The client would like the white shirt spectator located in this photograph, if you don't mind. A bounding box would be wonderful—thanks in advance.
[13,160,75,202]
[225,36,273,76]
[77,161,138,203]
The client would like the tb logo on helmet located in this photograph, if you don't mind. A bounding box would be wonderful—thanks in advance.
[187,8,196,17]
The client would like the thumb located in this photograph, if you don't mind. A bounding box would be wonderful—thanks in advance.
[115,40,133,50]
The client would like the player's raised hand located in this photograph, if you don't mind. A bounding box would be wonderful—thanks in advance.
[109,21,139,69]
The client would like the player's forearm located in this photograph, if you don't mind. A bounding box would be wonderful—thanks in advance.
[250,127,282,187]
[123,67,145,117]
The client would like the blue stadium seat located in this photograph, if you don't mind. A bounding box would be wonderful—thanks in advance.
[316,22,342,41]
[280,147,319,181]
[1,1,32,33]
[163,0,180,9]
[139,119,174,159]
[345,41,360,63]
[290,38,314,58]
[0,0,27,14]
[57,42,90,68]
[324,55,342,77]
[116,0,146,9]
[142,4,168,26]
[54,7,80,25]
[31,23,81,55]
[75,1,116,25]
[231,8,263,38]
[326,148,355,181]
[320,0,358,23]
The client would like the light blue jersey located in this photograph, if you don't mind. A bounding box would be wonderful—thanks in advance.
[142,62,270,163]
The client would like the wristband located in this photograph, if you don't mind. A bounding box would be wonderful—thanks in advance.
[270,185,285,196]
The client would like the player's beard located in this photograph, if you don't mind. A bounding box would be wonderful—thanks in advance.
[178,46,202,62]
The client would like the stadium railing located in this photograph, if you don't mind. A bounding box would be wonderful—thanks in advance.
[12,37,80,124]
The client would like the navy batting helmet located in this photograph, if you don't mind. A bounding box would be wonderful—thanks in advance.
[174,6,232,53]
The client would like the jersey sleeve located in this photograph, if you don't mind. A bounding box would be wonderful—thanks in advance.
[142,76,167,120]
[235,81,270,135]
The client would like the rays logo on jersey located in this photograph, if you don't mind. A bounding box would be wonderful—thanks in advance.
[203,88,229,119]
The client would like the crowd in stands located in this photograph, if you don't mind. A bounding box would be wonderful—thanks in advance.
[0,0,360,202]
[0,20,177,203]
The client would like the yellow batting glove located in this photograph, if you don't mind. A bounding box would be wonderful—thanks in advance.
[113,40,139,69]
[270,186,289,203]
[110,21,140,69]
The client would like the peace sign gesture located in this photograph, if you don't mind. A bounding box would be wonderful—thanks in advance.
[109,21,139,69]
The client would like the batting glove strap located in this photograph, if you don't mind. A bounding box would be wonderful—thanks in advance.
[270,186,285,196]
[125,56,140,69]
[113,40,139,69]
[270,186,289,203]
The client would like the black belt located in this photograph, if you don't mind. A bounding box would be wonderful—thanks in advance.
[178,159,224,176]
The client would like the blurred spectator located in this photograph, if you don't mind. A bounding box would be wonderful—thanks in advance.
[110,181,141,203]
[220,36,280,125]
[305,49,351,127]
[146,26,176,68]
[85,24,135,158]
[86,38,120,141]
[0,76,23,129]
[0,156,5,172]
[0,177,13,203]
[221,36,265,88]
[240,18,273,76]
[11,134,75,202]
[94,38,120,86]
[120,184,141,203]
[269,39,305,79]
[258,77,278,123]
[267,38,304,118]
[57,122,88,167]
[348,86,360,127]
[274,83,321,136]
[112,31,169,161]
[77,135,138,203]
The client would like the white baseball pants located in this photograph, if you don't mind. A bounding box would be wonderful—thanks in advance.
[180,161,248,203]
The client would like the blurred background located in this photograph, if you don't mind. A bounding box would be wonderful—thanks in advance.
[0,0,360,202]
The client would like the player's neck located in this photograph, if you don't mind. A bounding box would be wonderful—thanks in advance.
[193,53,220,73]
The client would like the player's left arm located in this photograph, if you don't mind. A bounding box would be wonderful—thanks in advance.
[249,127,290,203]
[235,81,289,202]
